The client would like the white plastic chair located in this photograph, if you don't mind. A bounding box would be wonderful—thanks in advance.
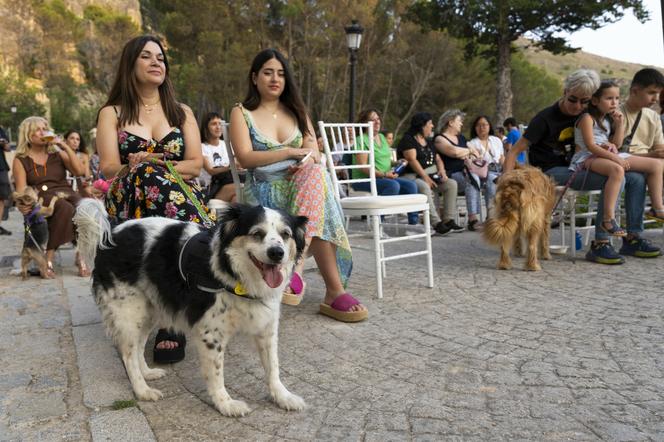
[318,121,434,299]
[220,121,244,203]
[555,188,603,260]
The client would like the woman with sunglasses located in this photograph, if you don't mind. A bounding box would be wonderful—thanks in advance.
[503,68,659,265]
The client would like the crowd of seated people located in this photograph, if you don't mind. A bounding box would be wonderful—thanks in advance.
[2,35,662,338]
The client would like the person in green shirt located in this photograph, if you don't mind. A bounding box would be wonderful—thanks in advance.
[352,109,419,224]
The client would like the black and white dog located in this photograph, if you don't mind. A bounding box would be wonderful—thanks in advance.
[74,199,307,417]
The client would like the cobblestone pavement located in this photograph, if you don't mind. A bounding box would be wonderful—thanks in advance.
[1,209,663,441]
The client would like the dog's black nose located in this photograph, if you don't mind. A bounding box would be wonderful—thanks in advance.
[267,246,284,262]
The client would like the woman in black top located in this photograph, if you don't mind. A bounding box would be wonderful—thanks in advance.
[397,112,463,235]
[434,109,483,231]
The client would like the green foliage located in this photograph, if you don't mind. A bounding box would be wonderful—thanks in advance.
[0,71,46,140]
[406,0,648,120]
[407,0,648,57]
[511,54,561,124]
[5,0,589,139]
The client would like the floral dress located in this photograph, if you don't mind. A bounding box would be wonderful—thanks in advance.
[239,105,352,287]
[106,128,213,225]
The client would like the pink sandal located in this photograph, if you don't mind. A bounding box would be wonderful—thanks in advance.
[319,293,368,323]
[281,272,306,306]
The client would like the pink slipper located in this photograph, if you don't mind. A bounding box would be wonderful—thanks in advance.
[282,272,306,306]
[319,293,368,322]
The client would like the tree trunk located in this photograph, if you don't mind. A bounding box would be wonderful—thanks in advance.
[495,2,512,126]
[495,37,513,126]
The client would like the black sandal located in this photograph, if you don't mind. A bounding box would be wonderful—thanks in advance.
[153,329,186,364]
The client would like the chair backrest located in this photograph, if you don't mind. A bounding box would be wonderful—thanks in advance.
[318,121,377,200]
[220,121,244,203]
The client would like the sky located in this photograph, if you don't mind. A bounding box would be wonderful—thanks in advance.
[561,0,663,67]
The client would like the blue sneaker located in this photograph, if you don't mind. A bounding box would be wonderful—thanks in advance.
[619,235,662,258]
[585,241,625,265]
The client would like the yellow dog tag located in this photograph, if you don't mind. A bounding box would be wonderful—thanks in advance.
[234,282,247,296]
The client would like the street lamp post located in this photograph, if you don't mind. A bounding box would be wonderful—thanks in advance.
[345,20,364,123]
[9,104,17,144]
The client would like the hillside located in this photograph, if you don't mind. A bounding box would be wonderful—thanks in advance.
[517,38,656,86]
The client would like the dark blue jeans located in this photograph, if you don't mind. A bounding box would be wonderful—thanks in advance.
[545,166,646,241]
[353,177,420,224]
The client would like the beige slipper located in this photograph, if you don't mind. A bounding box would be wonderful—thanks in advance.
[282,272,305,306]
[319,293,368,322]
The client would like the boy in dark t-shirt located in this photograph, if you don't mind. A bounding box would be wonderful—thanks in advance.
[504,69,659,264]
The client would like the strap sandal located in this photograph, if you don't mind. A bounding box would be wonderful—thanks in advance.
[645,208,664,223]
[319,293,368,323]
[600,219,627,237]
[281,272,306,306]
[153,329,186,364]
[45,261,56,279]
[76,255,91,277]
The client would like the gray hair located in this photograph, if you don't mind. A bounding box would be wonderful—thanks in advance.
[436,109,466,134]
[563,69,600,97]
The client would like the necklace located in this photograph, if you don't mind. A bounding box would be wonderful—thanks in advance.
[32,156,47,177]
[142,98,161,114]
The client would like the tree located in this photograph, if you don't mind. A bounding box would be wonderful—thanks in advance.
[407,0,649,124]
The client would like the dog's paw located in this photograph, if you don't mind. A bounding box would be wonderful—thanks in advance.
[541,252,552,260]
[525,264,541,271]
[216,399,251,417]
[135,387,163,401]
[497,262,512,270]
[143,367,167,380]
[273,392,306,411]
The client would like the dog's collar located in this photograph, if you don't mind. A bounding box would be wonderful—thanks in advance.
[177,230,256,299]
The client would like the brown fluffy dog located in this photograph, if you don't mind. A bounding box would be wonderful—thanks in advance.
[483,166,556,271]
[12,187,58,279]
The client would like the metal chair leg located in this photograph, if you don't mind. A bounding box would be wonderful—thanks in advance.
[372,215,383,299]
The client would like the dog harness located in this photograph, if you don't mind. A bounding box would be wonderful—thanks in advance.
[177,230,254,299]
[24,206,48,253]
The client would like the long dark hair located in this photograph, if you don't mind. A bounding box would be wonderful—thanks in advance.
[242,49,310,136]
[200,112,223,143]
[102,35,185,128]
[587,79,619,131]
[63,129,87,153]
[469,115,495,139]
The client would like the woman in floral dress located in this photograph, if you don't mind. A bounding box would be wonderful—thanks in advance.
[96,35,212,363]
[230,49,367,322]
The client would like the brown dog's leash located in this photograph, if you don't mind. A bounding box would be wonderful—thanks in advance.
[551,156,594,215]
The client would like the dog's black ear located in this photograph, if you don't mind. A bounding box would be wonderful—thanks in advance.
[218,203,244,238]
[292,215,308,256]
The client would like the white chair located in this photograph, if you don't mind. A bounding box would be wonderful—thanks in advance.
[220,121,244,203]
[318,121,434,299]
[555,188,603,260]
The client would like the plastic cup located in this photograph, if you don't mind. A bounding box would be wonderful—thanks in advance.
[42,130,56,143]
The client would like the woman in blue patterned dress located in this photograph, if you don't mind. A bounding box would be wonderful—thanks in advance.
[96,35,213,363]
[229,49,367,322]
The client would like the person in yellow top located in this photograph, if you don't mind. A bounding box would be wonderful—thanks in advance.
[621,68,664,157]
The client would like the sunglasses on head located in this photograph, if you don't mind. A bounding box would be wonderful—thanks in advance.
[566,96,591,105]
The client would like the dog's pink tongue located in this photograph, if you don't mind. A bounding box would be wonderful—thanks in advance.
[262,264,283,288]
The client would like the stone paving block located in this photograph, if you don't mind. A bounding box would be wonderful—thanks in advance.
[90,408,156,442]
[7,391,66,424]
[72,323,134,408]
[66,282,101,326]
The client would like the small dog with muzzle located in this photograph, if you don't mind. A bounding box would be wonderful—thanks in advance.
[12,187,58,279]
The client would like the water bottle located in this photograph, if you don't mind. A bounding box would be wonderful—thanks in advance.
[392,160,407,175]
[575,231,582,250]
